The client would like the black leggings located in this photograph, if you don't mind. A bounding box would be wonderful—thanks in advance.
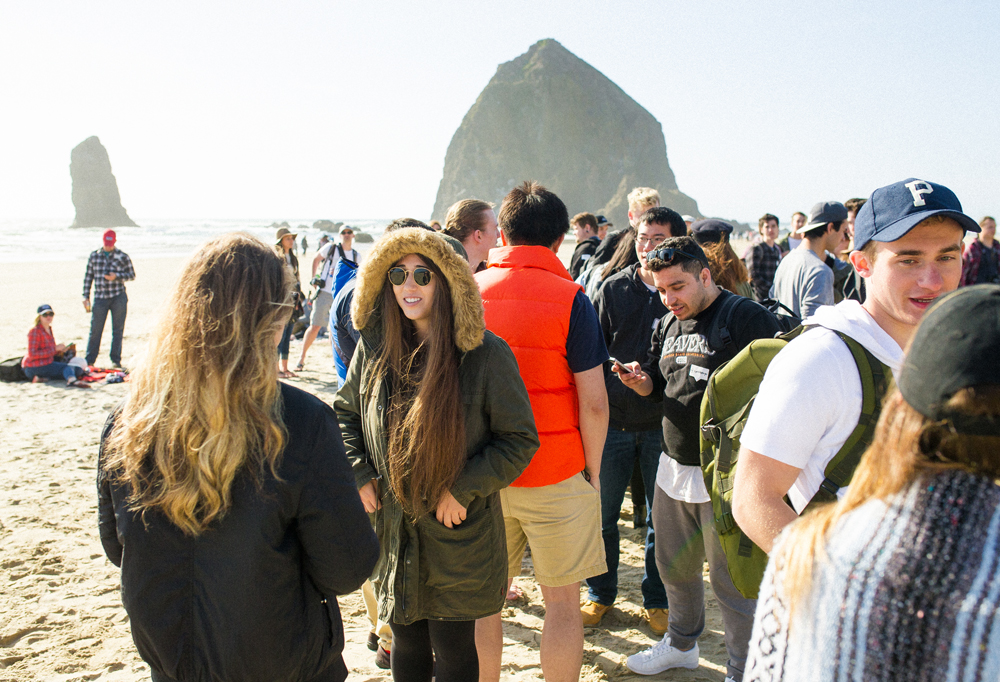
[389,618,478,682]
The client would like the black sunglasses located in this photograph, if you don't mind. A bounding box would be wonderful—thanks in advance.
[648,246,707,267]
[388,266,433,287]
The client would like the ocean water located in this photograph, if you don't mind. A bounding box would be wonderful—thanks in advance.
[0,218,390,264]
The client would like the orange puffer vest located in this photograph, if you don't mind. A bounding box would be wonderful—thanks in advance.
[476,245,585,487]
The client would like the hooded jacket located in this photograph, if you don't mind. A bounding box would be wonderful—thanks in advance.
[98,383,379,682]
[334,228,539,625]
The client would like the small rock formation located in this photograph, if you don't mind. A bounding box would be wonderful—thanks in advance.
[313,219,344,232]
[70,136,138,228]
[432,39,700,229]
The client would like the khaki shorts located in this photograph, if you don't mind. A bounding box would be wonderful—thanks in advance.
[500,472,606,587]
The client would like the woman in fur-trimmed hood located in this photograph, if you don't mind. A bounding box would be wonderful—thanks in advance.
[334,228,539,681]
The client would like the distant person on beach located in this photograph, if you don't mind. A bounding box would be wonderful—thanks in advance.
[769,201,848,318]
[961,215,999,285]
[568,212,601,280]
[746,213,783,301]
[581,206,686,633]
[777,211,807,255]
[301,234,308,256]
[733,178,977,556]
[596,215,611,240]
[429,220,442,231]
[475,181,609,682]
[442,198,499,272]
[615,237,780,680]
[98,232,378,682]
[82,229,134,368]
[22,304,87,387]
[299,226,359,371]
[335,228,538,682]
[275,227,303,378]
[744,285,1000,681]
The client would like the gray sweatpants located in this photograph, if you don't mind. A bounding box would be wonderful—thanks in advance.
[653,484,756,682]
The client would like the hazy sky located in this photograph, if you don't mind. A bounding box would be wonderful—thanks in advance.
[2,1,998,223]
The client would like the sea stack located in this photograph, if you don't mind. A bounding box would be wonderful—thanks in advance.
[70,136,138,228]
[431,39,700,228]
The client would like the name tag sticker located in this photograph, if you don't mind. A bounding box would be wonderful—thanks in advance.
[689,365,709,382]
[676,356,687,365]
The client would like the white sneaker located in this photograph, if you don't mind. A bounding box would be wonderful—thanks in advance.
[626,635,699,675]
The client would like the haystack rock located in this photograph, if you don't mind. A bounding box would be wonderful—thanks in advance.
[432,39,700,229]
[70,136,137,228]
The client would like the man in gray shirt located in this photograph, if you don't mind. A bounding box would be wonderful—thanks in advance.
[770,201,848,318]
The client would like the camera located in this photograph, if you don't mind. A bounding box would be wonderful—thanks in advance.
[311,275,326,289]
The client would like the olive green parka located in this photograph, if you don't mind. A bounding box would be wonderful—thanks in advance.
[334,228,539,625]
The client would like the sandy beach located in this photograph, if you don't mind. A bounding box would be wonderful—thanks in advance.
[0,242,729,681]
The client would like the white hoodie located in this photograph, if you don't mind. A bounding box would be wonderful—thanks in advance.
[740,300,903,513]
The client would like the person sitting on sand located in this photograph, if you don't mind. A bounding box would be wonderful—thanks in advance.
[98,233,378,682]
[22,304,87,387]
[336,227,538,682]
[745,285,1000,681]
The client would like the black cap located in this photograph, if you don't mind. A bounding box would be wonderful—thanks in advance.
[37,304,53,315]
[691,219,733,245]
[898,285,1000,435]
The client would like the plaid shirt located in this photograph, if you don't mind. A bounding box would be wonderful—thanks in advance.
[83,247,135,299]
[24,325,57,367]
[961,238,1000,286]
[746,242,783,300]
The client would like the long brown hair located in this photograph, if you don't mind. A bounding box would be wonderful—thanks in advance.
[702,239,750,294]
[102,233,294,536]
[363,255,466,518]
[776,385,1000,615]
[601,227,640,281]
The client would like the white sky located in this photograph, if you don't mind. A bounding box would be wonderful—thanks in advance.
[2,0,998,223]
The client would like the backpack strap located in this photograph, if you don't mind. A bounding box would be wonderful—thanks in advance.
[714,292,743,353]
[805,332,891,510]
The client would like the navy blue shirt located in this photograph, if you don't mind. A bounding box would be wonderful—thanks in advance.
[567,290,609,373]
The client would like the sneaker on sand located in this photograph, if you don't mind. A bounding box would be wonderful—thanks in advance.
[644,607,669,635]
[580,600,612,626]
[626,636,699,675]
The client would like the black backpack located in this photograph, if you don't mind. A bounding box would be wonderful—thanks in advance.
[0,357,28,382]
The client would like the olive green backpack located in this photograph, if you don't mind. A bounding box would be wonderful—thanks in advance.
[698,326,891,599]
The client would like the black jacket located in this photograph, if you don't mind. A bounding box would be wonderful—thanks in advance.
[592,263,667,431]
[569,236,601,280]
[98,383,378,682]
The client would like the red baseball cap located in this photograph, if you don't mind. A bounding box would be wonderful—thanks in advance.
[103,229,117,246]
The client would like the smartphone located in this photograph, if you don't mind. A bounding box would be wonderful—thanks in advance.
[609,357,633,375]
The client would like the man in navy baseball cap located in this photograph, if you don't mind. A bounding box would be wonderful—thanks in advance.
[733,178,974,558]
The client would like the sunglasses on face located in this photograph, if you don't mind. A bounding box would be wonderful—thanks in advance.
[342,231,353,236]
[388,266,433,286]
[41,312,54,318]
[647,246,707,267]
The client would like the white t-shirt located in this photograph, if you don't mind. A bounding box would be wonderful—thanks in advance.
[316,243,358,294]
[740,300,903,513]
[656,454,710,503]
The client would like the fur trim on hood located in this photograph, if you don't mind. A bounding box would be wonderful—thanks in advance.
[351,228,485,352]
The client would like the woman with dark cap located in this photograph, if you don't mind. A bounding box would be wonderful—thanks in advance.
[691,219,755,300]
[22,304,87,387]
[335,228,538,682]
[745,285,1000,681]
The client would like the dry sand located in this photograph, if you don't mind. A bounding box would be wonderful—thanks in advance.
[0,242,728,681]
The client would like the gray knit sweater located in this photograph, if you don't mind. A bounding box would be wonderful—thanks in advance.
[746,468,1000,681]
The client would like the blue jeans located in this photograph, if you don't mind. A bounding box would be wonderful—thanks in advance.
[585,427,668,608]
[277,321,293,360]
[24,362,83,382]
[86,292,128,365]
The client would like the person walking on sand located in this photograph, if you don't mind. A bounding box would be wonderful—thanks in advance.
[298,226,359,371]
[22,304,87,387]
[83,229,134,368]
[335,228,538,682]
[301,234,308,256]
[275,227,303,378]
[98,232,378,682]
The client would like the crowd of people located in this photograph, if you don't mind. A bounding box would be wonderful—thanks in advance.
[78,175,1000,682]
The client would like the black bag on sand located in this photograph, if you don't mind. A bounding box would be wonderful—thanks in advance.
[0,357,28,382]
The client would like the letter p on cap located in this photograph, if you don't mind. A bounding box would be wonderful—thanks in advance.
[905,180,934,207]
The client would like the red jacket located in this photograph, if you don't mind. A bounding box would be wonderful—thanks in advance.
[24,324,57,368]
[476,246,585,487]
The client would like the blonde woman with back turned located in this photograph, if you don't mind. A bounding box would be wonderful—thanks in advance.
[98,233,378,682]
[745,285,1000,681]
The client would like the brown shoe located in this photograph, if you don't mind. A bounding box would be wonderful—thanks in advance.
[645,607,669,635]
[581,600,612,626]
